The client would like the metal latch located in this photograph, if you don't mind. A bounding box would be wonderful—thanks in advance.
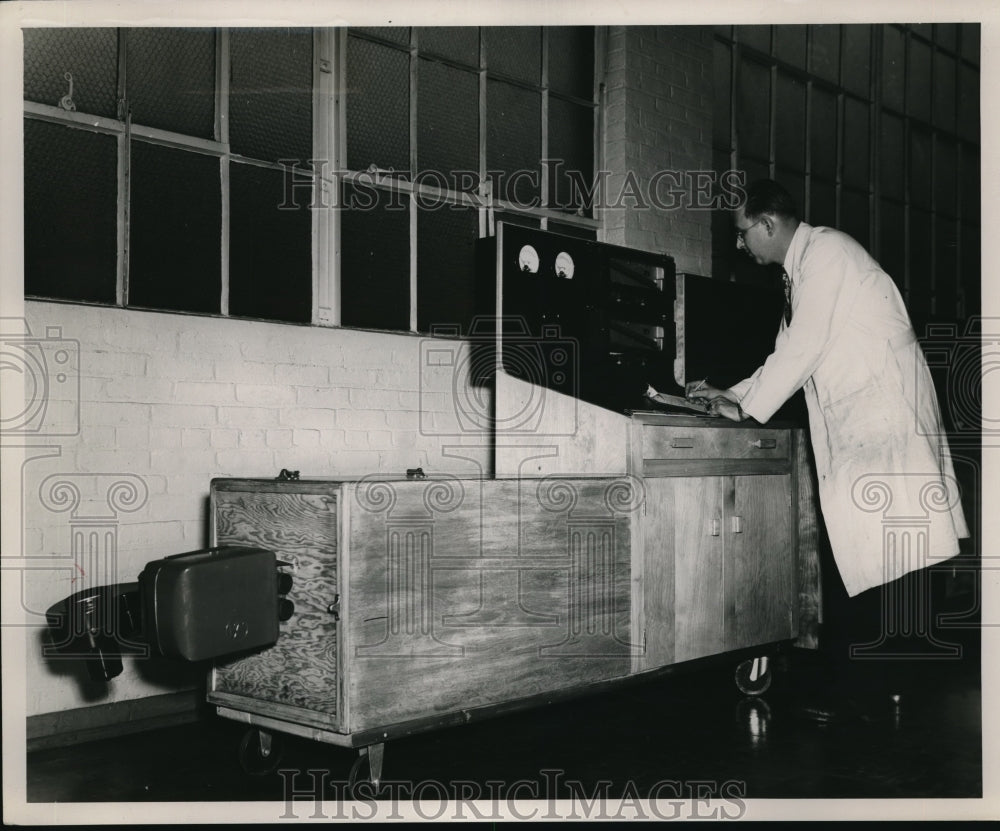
[277,469,300,481]
[750,438,777,449]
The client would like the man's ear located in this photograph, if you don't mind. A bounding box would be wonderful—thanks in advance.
[762,214,776,236]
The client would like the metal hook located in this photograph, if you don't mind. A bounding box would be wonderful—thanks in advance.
[59,71,76,112]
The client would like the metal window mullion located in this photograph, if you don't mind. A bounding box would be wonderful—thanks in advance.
[540,27,549,228]
[594,26,608,242]
[767,63,777,180]
[117,27,129,307]
[218,28,230,317]
[409,30,419,333]
[478,30,489,238]
[872,25,883,263]
[901,29,911,303]
[314,27,340,326]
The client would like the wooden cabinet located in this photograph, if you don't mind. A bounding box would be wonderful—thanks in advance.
[629,413,811,672]
[205,414,819,758]
[207,476,635,740]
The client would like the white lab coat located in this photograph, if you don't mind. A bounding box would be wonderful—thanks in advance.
[731,223,969,597]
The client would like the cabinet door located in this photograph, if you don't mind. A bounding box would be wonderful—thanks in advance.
[672,477,725,662]
[726,474,794,651]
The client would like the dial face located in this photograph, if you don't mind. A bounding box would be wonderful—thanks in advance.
[517,244,540,274]
[555,251,575,279]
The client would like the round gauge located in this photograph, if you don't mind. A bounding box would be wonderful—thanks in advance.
[517,244,540,274]
[555,251,575,280]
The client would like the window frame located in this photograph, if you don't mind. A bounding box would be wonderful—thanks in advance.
[23,25,605,335]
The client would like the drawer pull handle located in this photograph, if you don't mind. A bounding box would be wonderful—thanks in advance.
[751,438,777,449]
[731,515,744,534]
[671,437,695,449]
[710,518,721,536]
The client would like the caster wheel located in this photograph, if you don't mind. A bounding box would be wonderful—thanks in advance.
[348,746,385,798]
[238,727,284,776]
[348,753,370,795]
[735,656,772,696]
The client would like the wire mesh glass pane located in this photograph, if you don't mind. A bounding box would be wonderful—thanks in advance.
[486,79,540,207]
[878,199,905,284]
[738,26,771,53]
[772,25,806,66]
[809,87,837,181]
[935,24,958,52]
[960,148,979,223]
[909,127,932,210]
[960,24,980,65]
[841,25,871,98]
[417,204,479,333]
[494,211,539,230]
[713,40,732,150]
[840,187,869,249]
[879,112,904,199]
[881,25,905,112]
[24,119,118,302]
[346,36,410,174]
[739,157,770,189]
[933,52,956,131]
[339,182,410,330]
[960,224,980,315]
[128,140,220,313]
[736,57,770,162]
[841,97,869,190]
[906,38,932,123]
[417,58,479,185]
[548,27,594,100]
[957,63,979,143]
[23,27,119,117]
[126,28,216,138]
[809,178,837,228]
[229,162,311,323]
[352,27,409,45]
[482,27,541,84]
[230,29,313,164]
[547,221,596,241]
[908,207,932,327]
[935,217,959,316]
[548,98,593,215]
[417,27,479,66]
[808,25,840,84]
[934,137,957,216]
[775,73,805,172]
[775,169,805,221]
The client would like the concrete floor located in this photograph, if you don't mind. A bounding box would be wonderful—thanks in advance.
[25,627,982,819]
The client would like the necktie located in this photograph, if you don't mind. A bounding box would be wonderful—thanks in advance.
[782,270,792,325]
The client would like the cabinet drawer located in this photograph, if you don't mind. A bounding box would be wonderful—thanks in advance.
[642,425,790,461]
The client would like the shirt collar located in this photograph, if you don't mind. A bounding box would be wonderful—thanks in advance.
[782,221,811,284]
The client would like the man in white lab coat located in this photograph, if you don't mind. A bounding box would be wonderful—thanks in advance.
[689,182,969,705]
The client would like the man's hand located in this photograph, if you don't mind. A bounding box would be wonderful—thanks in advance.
[708,397,746,422]
[686,381,738,403]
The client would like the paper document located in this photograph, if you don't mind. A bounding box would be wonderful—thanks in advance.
[644,384,712,414]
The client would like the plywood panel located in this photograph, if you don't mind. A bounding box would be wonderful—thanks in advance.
[673,478,725,662]
[642,478,676,669]
[494,372,629,477]
[345,477,636,730]
[211,485,341,726]
[727,475,793,650]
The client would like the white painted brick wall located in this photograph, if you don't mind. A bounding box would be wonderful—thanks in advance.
[21,300,492,716]
[604,25,714,276]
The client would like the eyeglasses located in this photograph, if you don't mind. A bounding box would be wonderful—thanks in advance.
[735,218,763,244]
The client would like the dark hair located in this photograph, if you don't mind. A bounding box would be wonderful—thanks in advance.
[743,179,799,222]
